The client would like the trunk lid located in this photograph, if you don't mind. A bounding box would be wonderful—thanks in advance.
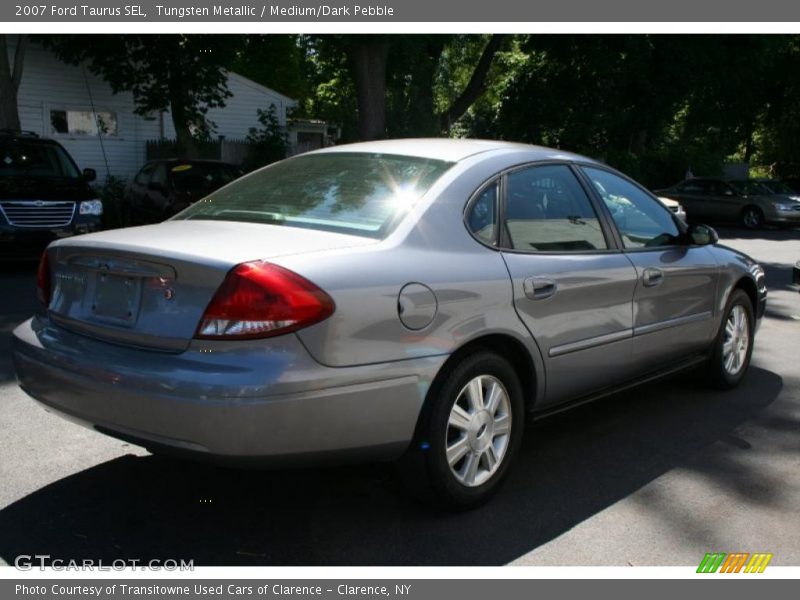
[47,220,374,351]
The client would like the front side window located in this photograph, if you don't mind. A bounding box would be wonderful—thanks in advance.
[583,167,681,249]
[150,163,168,187]
[503,164,608,252]
[176,153,453,239]
[50,109,118,137]
[729,180,770,196]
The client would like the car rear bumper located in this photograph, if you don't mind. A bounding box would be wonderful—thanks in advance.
[12,316,445,465]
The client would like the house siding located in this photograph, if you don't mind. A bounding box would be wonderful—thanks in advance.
[9,40,296,184]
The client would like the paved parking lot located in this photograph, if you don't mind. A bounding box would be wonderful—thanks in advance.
[0,226,798,567]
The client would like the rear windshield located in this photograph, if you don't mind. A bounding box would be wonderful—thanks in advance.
[175,152,453,238]
[0,141,81,179]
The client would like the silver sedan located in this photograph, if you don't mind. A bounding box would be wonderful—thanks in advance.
[13,139,767,508]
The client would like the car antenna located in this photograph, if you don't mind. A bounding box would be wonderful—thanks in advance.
[82,65,111,181]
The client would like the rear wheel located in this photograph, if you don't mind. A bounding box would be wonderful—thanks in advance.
[705,289,755,389]
[400,350,524,509]
[740,206,765,229]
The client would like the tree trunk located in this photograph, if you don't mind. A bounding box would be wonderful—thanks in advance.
[406,37,446,136]
[629,129,647,154]
[743,124,756,163]
[0,34,28,131]
[350,38,389,141]
[167,66,199,158]
[439,35,505,133]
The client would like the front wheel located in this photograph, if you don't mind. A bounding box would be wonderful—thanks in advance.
[740,206,765,229]
[400,350,524,509]
[705,289,755,389]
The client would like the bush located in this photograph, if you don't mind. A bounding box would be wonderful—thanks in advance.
[94,175,128,230]
[244,105,289,172]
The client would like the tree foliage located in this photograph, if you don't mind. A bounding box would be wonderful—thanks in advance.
[42,35,241,157]
[25,33,800,183]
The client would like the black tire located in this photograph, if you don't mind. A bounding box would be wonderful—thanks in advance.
[399,350,524,510]
[705,289,755,390]
[740,206,765,229]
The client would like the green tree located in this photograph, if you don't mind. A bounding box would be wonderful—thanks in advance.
[43,34,242,157]
[230,35,311,102]
[305,34,507,141]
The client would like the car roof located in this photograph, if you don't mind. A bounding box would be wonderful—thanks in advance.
[310,138,598,164]
[150,158,235,165]
[0,133,62,146]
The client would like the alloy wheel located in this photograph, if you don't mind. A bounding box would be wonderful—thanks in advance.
[723,305,750,375]
[445,375,512,487]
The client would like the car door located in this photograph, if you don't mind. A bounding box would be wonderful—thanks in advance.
[494,163,640,406]
[709,180,747,222]
[670,179,713,221]
[143,162,170,219]
[581,166,719,374]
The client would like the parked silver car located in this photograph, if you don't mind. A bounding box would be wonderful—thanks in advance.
[656,177,800,229]
[13,139,767,508]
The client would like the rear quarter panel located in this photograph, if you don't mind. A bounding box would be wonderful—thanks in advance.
[273,150,548,380]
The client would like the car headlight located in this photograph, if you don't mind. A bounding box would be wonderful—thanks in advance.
[771,202,793,211]
[79,199,103,216]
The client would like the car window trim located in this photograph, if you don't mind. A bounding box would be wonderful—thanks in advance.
[463,176,501,248]
[465,159,623,255]
[574,162,690,253]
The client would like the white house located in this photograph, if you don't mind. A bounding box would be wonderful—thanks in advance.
[11,40,314,183]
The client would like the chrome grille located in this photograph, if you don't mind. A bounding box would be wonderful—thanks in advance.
[0,200,76,228]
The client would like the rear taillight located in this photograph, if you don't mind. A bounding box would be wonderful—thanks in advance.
[195,261,335,340]
[36,250,51,307]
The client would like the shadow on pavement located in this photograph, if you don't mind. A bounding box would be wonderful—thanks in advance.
[0,262,37,384]
[0,367,783,566]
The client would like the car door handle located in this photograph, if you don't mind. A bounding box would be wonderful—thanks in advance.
[523,277,557,300]
[642,267,664,287]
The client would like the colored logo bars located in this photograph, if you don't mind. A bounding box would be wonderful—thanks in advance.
[697,552,773,573]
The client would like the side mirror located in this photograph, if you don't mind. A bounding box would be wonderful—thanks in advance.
[689,224,719,246]
[82,168,97,182]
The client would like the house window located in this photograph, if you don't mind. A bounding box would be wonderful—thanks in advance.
[50,109,118,137]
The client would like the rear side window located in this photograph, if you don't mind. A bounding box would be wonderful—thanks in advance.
[677,180,711,194]
[467,180,498,245]
[134,163,155,185]
[583,167,681,249]
[176,153,453,239]
[503,164,608,252]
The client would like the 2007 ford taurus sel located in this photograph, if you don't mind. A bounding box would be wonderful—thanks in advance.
[13,139,767,508]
